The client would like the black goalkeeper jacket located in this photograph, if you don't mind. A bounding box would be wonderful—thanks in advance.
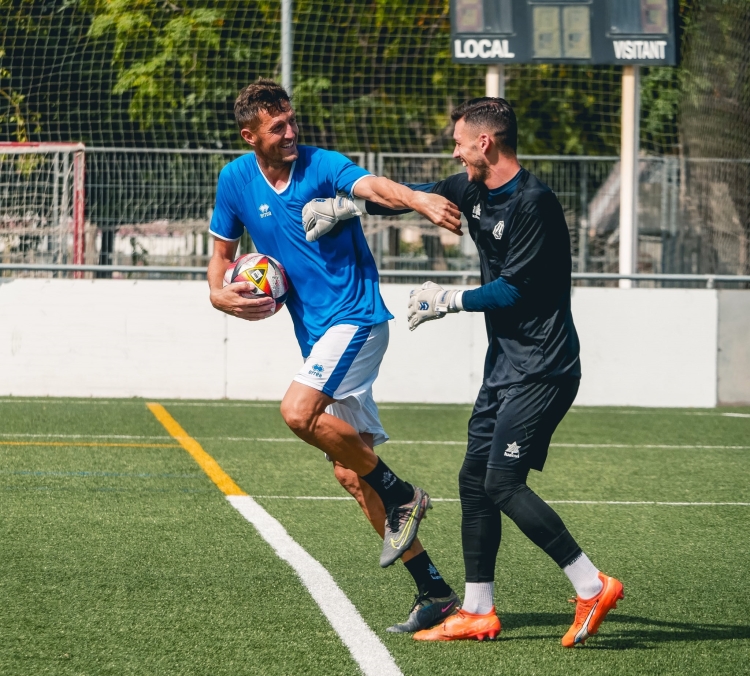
[367,168,581,388]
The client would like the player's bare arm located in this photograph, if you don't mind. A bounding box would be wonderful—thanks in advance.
[207,238,276,321]
[353,176,462,235]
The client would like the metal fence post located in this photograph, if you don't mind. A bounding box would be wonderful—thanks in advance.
[578,160,588,277]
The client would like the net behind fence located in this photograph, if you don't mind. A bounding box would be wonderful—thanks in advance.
[0,144,84,267]
[0,0,688,155]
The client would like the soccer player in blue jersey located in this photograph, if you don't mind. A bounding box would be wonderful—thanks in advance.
[206,79,461,631]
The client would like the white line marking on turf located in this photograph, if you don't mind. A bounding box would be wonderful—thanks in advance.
[2,432,747,450]
[252,495,750,506]
[198,438,750,450]
[148,403,402,676]
[227,495,403,676]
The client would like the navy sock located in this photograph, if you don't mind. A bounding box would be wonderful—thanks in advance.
[403,551,453,598]
[360,457,414,511]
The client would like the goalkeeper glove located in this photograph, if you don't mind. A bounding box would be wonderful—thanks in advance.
[407,282,464,331]
[302,195,362,242]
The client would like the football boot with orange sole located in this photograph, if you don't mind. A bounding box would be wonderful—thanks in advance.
[562,572,624,647]
[413,607,501,642]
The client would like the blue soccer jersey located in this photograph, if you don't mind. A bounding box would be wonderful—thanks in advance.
[209,146,393,357]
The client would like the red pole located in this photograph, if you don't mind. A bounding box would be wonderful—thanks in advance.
[72,150,85,278]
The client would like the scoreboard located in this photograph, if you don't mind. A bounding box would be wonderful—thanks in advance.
[451,0,679,65]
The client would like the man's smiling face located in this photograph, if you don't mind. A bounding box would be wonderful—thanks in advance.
[243,105,299,167]
[452,118,490,184]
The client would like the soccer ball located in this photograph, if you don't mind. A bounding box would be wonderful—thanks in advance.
[223,252,289,314]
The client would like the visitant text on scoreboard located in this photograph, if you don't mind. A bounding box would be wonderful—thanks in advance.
[451,0,679,66]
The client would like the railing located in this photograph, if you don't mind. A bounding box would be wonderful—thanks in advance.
[1,148,748,278]
[2,263,749,289]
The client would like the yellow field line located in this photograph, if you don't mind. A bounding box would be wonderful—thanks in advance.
[146,403,247,497]
[0,441,178,448]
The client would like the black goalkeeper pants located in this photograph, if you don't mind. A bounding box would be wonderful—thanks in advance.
[459,378,582,582]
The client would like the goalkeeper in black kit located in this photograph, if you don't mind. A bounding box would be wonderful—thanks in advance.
[302,98,623,646]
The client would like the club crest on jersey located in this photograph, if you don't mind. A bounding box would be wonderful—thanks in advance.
[472,203,481,219]
[259,203,272,218]
[493,221,505,240]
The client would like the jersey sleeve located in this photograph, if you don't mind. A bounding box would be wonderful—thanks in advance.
[209,166,245,241]
[320,150,371,196]
[500,194,557,289]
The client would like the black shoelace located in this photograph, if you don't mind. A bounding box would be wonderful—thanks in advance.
[386,505,408,532]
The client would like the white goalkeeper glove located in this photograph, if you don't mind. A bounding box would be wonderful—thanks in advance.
[302,195,362,242]
[407,282,464,331]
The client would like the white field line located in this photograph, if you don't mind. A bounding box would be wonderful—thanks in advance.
[253,495,750,506]
[1,399,749,417]
[1,432,748,450]
[202,439,750,450]
[227,495,403,676]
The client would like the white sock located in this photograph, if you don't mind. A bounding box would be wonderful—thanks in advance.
[463,582,494,615]
[563,553,603,600]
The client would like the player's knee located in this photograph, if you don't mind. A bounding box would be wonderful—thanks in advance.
[484,469,525,511]
[280,397,315,437]
[458,457,487,501]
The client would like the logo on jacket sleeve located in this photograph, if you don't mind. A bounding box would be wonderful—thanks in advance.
[493,220,505,240]
[259,203,272,218]
[472,203,481,220]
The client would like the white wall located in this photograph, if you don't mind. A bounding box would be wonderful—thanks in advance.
[571,287,717,407]
[0,279,720,407]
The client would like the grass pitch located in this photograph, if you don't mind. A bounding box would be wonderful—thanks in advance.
[1,399,749,675]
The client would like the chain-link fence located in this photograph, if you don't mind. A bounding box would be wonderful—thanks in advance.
[1,1,748,282]
[2,148,747,281]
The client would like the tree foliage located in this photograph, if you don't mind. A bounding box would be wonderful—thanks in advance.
[0,0,744,156]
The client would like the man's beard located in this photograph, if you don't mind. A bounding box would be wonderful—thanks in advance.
[467,158,490,184]
[255,140,298,168]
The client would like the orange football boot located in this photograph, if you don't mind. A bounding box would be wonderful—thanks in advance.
[561,572,624,647]
[413,607,501,642]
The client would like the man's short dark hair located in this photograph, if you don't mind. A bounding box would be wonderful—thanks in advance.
[234,78,291,130]
[451,97,517,154]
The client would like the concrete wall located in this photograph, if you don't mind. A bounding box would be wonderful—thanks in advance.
[0,279,737,407]
[718,290,750,405]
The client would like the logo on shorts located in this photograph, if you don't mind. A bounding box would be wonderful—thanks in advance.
[493,220,505,240]
[504,441,520,458]
[382,470,397,489]
[309,363,324,378]
[259,203,272,218]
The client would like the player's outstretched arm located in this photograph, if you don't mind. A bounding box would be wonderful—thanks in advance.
[207,238,276,321]
[407,278,522,330]
[353,176,462,235]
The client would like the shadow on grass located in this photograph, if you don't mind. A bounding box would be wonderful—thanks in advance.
[500,612,750,649]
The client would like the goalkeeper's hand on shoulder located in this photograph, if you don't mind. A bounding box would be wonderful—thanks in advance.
[406,282,463,331]
[302,195,362,242]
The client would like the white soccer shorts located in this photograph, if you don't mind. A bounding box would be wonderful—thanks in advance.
[293,322,389,446]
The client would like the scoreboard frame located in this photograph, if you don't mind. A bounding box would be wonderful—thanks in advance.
[451,0,680,66]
